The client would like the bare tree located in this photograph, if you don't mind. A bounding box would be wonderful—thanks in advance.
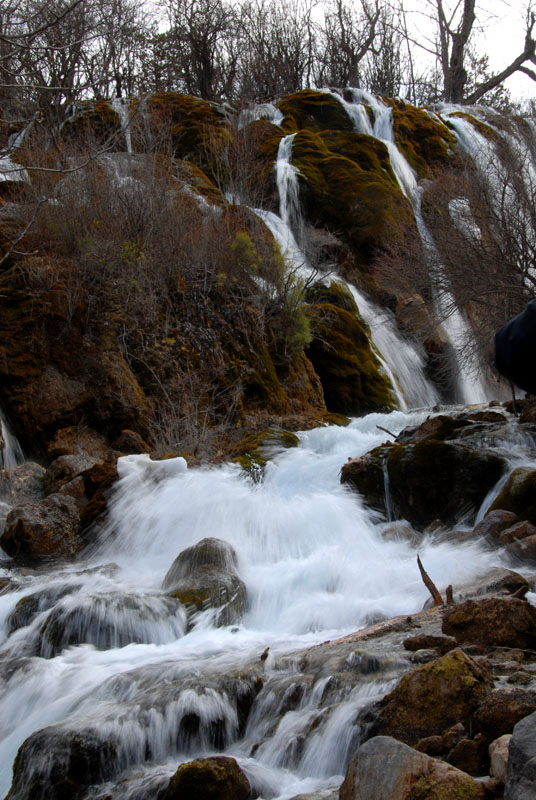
[314,0,380,87]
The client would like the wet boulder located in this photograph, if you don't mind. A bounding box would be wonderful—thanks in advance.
[505,710,536,800]
[162,756,251,800]
[442,597,536,649]
[162,537,247,626]
[472,509,520,542]
[370,649,491,745]
[490,467,536,526]
[339,735,485,800]
[6,725,120,800]
[0,494,81,561]
[342,437,505,528]
[35,592,187,656]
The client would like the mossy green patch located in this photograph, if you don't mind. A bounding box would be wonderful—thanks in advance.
[390,100,457,176]
[306,301,395,416]
[277,89,354,133]
[291,128,414,262]
[490,467,536,525]
[232,427,300,476]
[447,111,496,141]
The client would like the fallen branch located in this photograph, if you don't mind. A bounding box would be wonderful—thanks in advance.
[417,555,443,606]
[376,425,396,438]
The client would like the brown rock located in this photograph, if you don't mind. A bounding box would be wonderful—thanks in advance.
[490,467,536,525]
[499,520,536,544]
[475,688,536,742]
[414,735,446,756]
[112,429,151,454]
[446,734,488,775]
[371,649,490,745]
[0,462,45,505]
[47,425,109,460]
[396,414,471,443]
[442,597,536,649]
[162,756,251,800]
[339,735,485,800]
[472,509,520,542]
[403,634,457,655]
[508,534,536,562]
[45,454,99,494]
[0,494,81,560]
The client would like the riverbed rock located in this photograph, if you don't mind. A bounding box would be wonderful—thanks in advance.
[370,648,490,745]
[475,688,536,743]
[504,710,536,799]
[162,756,251,800]
[403,633,457,655]
[489,734,511,783]
[442,597,536,649]
[162,537,247,626]
[0,494,81,561]
[490,467,536,526]
[339,735,485,800]
[0,462,45,505]
[341,436,506,528]
[46,425,109,460]
[472,509,520,542]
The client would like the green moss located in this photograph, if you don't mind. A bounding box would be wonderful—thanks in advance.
[62,99,122,146]
[277,89,354,133]
[292,129,414,262]
[306,302,395,416]
[489,467,536,524]
[145,92,230,181]
[306,280,358,312]
[408,776,483,800]
[232,428,300,475]
[447,111,496,141]
[390,100,457,177]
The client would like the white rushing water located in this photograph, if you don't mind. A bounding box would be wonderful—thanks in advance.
[0,409,510,799]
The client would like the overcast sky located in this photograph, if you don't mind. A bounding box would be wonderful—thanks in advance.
[404,0,535,100]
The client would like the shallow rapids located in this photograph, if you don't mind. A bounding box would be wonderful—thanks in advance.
[0,409,508,799]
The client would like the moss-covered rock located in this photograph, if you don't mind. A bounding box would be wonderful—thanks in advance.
[371,649,491,746]
[489,467,536,525]
[390,100,457,177]
[162,756,251,800]
[162,537,247,626]
[385,439,505,528]
[475,688,536,743]
[61,99,123,147]
[231,427,300,475]
[277,89,354,133]
[306,301,395,416]
[291,128,414,262]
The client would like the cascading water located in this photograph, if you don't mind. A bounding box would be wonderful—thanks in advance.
[268,129,438,409]
[0,414,24,470]
[329,89,491,404]
[0,409,512,799]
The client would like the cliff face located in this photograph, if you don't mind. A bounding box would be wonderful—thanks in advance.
[0,90,531,460]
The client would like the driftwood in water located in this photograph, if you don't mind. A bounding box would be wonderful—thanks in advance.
[376,425,396,438]
[417,555,444,607]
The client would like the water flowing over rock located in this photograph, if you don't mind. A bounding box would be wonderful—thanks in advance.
[162,537,247,626]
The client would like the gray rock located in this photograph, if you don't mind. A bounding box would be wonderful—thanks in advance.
[339,736,484,800]
[505,710,536,799]
[0,462,46,506]
[162,537,247,626]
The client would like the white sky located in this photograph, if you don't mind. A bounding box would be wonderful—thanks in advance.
[404,0,535,101]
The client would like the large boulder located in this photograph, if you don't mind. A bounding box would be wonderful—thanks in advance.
[1,494,81,560]
[341,437,505,528]
[162,756,251,800]
[162,537,247,626]
[339,736,484,800]
[370,649,491,745]
[442,597,536,649]
[505,710,536,800]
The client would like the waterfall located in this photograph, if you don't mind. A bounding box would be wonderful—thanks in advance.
[111,97,133,155]
[268,130,438,409]
[0,414,24,470]
[330,90,490,404]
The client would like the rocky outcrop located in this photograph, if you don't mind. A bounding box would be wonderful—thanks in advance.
[162,537,247,626]
[490,467,536,525]
[339,736,484,800]
[162,756,251,800]
[370,648,490,745]
[1,494,81,560]
[442,597,536,649]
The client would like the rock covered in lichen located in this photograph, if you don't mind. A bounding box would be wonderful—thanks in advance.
[162,756,251,800]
